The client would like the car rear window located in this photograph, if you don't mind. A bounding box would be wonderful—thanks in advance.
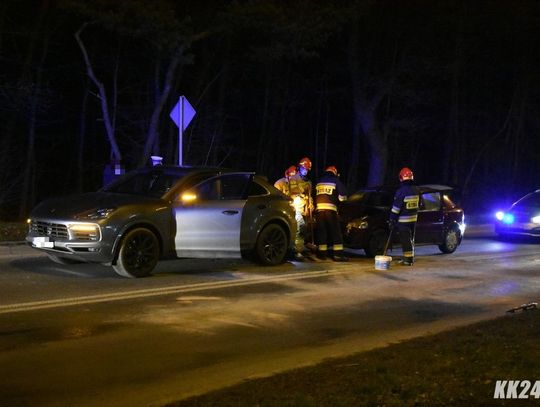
[421,192,441,211]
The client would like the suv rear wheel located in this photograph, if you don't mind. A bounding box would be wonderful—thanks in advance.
[255,224,288,265]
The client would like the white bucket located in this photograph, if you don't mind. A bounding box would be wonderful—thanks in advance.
[374,255,392,270]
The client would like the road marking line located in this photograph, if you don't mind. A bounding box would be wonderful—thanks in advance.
[2,250,537,315]
[0,268,356,314]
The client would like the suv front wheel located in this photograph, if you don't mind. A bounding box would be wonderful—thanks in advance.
[113,228,160,278]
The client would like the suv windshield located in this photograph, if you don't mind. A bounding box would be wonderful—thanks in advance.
[514,192,540,209]
[103,169,189,198]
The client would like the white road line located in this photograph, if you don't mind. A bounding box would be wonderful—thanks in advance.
[2,250,537,315]
[0,268,354,314]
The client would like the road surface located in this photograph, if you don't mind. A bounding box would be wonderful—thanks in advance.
[0,226,538,406]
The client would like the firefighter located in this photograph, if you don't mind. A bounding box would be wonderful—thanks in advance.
[389,167,420,266]
[314,166,348,261]
[274,158,313,259]
[274,165,298,195]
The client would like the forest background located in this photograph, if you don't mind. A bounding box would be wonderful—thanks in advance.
[1,0,538,219]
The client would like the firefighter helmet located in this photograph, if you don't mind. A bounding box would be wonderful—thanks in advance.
[284,165,297,178]
[298,157,312,171]
[399,167,414,181]
[325,165,338,176]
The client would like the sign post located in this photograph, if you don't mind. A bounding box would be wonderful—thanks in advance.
[169,96,196,166]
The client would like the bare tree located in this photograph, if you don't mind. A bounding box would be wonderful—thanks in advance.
[75,22,122,163]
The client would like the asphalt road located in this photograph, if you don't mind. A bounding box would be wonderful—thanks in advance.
[0,226,539,406]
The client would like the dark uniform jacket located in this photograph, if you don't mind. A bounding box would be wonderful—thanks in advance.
[315,173,347,212]
[390,181,420,223]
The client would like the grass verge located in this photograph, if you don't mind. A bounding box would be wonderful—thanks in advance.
[170,310,540,406]
[0,222,27,242]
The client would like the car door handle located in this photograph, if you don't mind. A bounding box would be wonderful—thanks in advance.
[222,210,239,215]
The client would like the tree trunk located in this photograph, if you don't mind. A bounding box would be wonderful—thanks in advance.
[75,23,122,162]
[76,85,89,193]
[0,0,47,211]
[256,69,272,174]
[347,20,388,188]
[140,46,185,167]
[20,35,50,217]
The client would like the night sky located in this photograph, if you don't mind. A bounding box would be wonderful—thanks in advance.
[0,0,539,219]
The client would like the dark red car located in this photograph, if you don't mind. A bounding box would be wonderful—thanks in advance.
[339,185,465,257]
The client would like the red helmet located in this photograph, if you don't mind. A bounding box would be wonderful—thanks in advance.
[325,165,338,176]
[298,157,312,171]
[284,165,297,178]
[399,167,414,181]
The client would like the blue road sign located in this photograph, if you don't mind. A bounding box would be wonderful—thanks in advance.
[169,96,196,130]
[170,96,196,166]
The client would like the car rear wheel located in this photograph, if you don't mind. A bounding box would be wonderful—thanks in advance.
[46,253,82,265]
[113,228,159,278]
[365,229,388,258]
[439,227,460,254]
[255,224,288,265]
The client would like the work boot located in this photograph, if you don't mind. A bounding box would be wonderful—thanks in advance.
[398,258,413,266]
[293,252,305,261]
[332,254,349,262]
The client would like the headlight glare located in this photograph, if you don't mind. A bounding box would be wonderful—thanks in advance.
[69,224,99,232]
[347,219,368,230]
[531,215,540,224]
[68,223,101,241]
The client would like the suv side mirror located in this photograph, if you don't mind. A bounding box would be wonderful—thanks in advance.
[180,192,197,205]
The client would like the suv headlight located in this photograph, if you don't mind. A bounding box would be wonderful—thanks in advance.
[68,223,101,241]
[531,215,540,224]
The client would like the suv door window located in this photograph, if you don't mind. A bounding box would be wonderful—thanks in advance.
[192,174,251,201]
[221,174,251,200]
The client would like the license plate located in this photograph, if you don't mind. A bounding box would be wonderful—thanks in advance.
[32,236,54,248]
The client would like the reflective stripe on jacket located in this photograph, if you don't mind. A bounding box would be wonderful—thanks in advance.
[315,173,347,212]
[390,181,420,223]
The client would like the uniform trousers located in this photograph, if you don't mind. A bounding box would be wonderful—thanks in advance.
[397,222,416,261]
[315,210,344,253]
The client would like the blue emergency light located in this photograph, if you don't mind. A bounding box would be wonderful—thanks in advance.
[502,213,514,224]
[495,211,514,224]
